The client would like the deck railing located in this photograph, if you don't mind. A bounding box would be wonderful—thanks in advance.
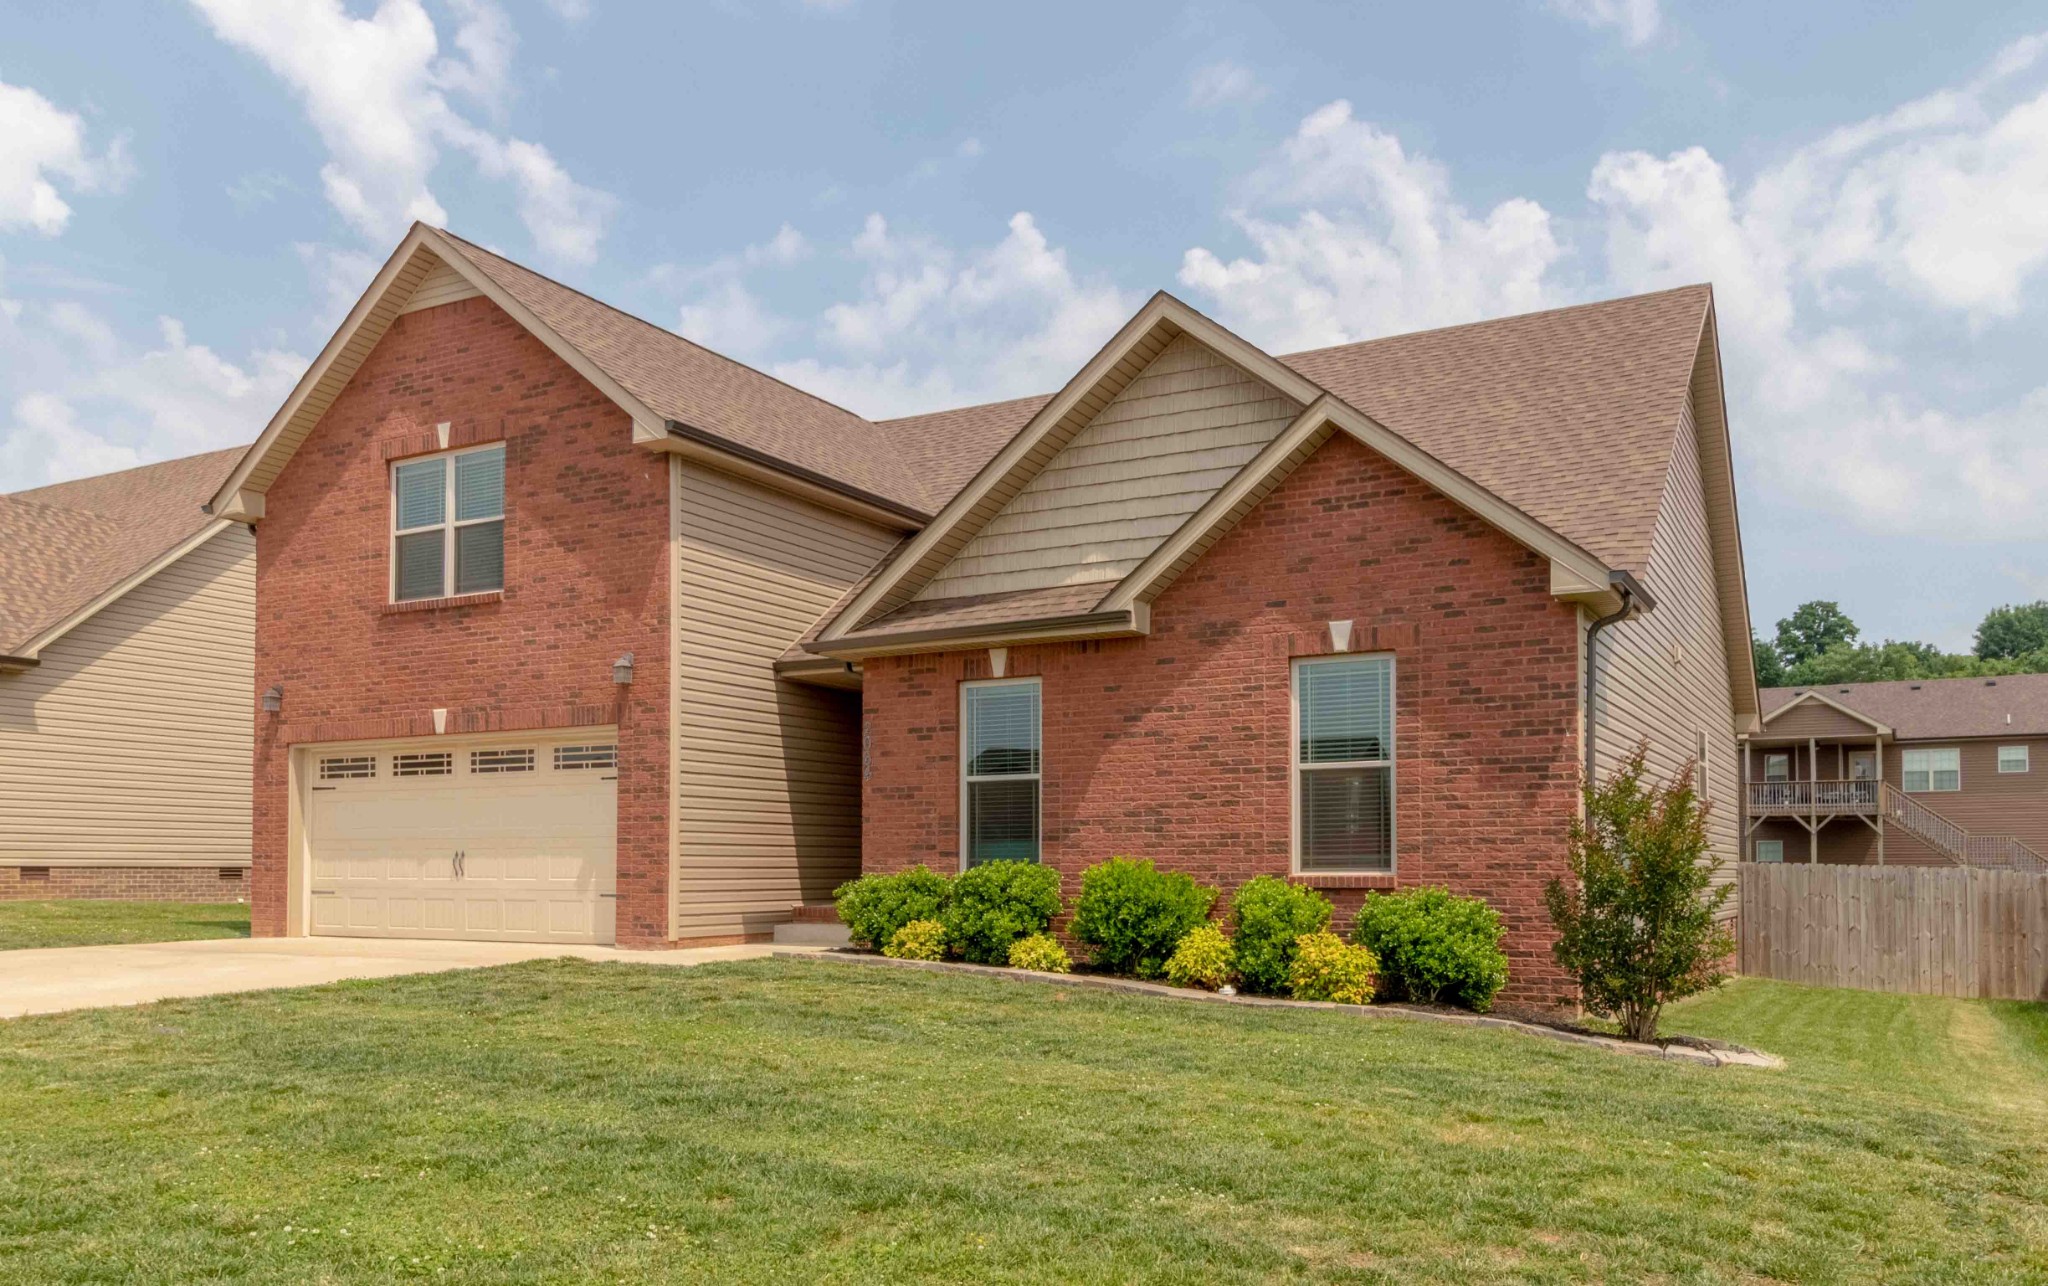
[1747,779,1879,812]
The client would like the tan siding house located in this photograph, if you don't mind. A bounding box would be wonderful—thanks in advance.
[0,450,255,901]
[1746,675,2048,870]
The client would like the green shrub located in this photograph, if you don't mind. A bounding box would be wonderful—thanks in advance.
[1007,934,1072,973]
[1546,742,1736,1042]
[1163,924,1236,990]
[834,866,953,951]
[883,919,946,961]
[1350,886,1510,1012]
[941,860,1063,965]
[1288,932,1377,1004]
[1070,856,1219,978]
[1229,876,1332,995]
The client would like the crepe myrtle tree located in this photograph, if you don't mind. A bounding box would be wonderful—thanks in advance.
[1546,743,1734,1042]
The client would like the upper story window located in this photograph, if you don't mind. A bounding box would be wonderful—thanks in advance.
[1998,745,2030,774]
[1902,747,1961,793]
[392,443,505,602]
[1293,655,1395,873]
[961,678,1040,868]
[1762,753,1790,783]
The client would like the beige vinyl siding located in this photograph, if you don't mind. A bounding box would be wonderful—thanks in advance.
[672,461,898,938]
[1590,393,1741,898]
[916,334,1301,601]
[1763,700,1882,740]
[398,257,483,314]
[0,525,254,866]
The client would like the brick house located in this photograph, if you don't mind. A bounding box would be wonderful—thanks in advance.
[215,224,1756,1004]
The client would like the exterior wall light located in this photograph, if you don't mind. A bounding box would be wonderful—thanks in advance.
[612,652,635,686]
[261,684,284,713]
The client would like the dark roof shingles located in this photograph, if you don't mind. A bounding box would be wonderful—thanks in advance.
[1763,674,2048,741]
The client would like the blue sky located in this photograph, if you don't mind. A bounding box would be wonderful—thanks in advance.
[2,0,2044,649]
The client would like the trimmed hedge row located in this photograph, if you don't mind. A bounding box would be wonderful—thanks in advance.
[836,862,1509,1012]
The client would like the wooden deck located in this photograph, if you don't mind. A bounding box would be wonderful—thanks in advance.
[1747,780,1878,816]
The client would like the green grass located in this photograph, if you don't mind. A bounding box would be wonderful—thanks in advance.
[0,900,249,951]
[0,962,2042,1284]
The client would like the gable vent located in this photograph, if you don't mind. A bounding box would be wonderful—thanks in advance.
[554,744,617,771]
[393,752,454,777]
[472,748,536,773]
[318,755,377,781]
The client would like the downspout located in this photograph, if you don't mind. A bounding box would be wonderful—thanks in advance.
[1582,573,1650,784]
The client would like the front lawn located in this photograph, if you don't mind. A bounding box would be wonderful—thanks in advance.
[0,899,249,951]
[0,960,2041,1282]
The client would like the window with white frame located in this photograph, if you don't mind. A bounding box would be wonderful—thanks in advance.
[1902,747,1961,793]
[1754,839,1784,864]
[392,443,505,602]
[1996,744,2029,773]
[1293,655,1395,872]
[1763,752,1790,783]
[1697,730,1711,795]
[961,679,1040,867]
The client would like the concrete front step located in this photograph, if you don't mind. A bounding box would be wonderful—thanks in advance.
[772,921,851,947]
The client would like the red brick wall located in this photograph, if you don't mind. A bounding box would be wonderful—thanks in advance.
[249,297,671,944]
[862,432,1584,1006]
[0,866,248,902]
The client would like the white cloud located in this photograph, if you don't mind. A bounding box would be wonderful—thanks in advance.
[1547,0,1661,47]
[667,224,814,357]
[1187,60,1266,108]
[542,0,592,18]
[1587,34,2048,537]
[1178,100,1562,351]
[188,0,612,261]
[761,211,1135,418]
[294,242,384,332]
[0,78,126,235]
[0,303,303,489]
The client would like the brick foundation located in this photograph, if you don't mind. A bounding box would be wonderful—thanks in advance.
[249,295,671,945]
[0,866,249,902]
[861,432,1585,1008]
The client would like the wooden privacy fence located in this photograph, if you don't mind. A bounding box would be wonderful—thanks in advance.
[1738,863,2048,1000]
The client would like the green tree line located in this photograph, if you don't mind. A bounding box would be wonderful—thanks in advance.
[1753,600,2048,687]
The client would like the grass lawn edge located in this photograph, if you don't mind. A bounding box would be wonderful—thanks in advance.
[771,948,1785,1070]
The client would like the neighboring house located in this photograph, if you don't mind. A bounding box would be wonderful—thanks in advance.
[0,450,255,901]
[217,223,1755,1006]
[1744,675,2048,870]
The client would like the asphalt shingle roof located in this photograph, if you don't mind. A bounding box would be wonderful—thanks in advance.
[0,447,244,655]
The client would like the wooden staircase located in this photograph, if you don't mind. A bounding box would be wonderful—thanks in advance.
[1880,784,2048,872]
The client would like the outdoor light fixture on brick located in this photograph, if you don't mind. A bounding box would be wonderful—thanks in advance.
[613,652,635,685]
[260,684,283,713]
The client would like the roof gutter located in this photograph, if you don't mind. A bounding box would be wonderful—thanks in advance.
[664,419,932,527]
[0,654,40,673]
[1584,571,1651,785]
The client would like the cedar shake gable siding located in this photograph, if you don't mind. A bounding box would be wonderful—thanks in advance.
[861,431,1583,1008]
[249,296,671,943]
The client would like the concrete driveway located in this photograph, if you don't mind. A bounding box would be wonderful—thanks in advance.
[0,936,782,1019]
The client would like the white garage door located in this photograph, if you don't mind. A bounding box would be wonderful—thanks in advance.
[307,732,617,944]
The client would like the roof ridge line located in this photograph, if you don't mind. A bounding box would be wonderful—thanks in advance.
[1276,283,1715,363]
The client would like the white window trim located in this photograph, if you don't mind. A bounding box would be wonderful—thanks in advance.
[390,441,505,603]
[1763,752,1790,783]
[1901,746,1962,793]
[1290,653,1397,875]
[1998,745,2030,774]
[958,676,1042,872]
